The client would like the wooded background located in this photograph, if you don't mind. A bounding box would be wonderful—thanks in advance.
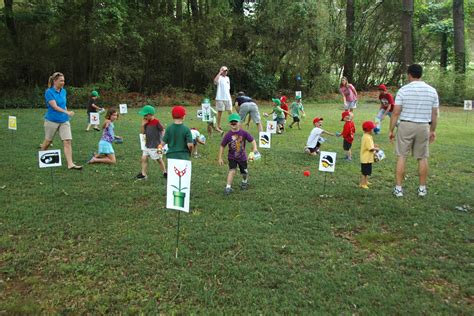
[1,0,473,104]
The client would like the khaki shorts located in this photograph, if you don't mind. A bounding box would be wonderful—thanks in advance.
[142,148,163,160]
[44,120,72,141]
[216,100,232,111]
[396,121,430,159]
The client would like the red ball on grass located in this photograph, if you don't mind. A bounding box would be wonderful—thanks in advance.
[303,170,311,177]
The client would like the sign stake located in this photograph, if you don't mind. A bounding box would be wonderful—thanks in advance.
[175,211,181,259]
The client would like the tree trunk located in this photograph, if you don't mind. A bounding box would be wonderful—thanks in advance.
[190,0,199,18]
[401,0,414,68]
[453,0,465,73]
[167,0,174,16]
[4,0,18,46]
[343,0,355,82]
[440,32,448,71]
[176,0,182,20]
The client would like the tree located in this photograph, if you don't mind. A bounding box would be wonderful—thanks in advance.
[343,0,355,82]
[453,0,465,73]
[401,0,414,67]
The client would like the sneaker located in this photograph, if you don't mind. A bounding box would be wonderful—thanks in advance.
[393,187,404,197]
[240,181,248,190]
[418,187,427,197]
[193,153,201,158]
[163,172,168,179]
[94,127,100,131]
[135,173,147,180]
[224,187,233,195]
[344,157,353,162]
[359,184,369,189]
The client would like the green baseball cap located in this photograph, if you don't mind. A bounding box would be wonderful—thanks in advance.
[138,105,156,116]
[91,90,99,97]
[272,98,281,105]
[296,95,301,100]
[228,113,241,122]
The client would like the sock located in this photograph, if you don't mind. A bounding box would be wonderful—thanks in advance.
[419,185,426,191]
[226,184,231,189]
[242,179,248,183]
[395,185,402,191]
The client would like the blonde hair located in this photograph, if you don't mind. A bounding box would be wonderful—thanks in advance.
[48,72,64,88]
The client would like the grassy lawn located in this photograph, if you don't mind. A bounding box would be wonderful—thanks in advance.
[0,102,473,314]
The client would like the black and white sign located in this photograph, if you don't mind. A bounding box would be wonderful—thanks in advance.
[38,150,62,168]
[119,104,128,114]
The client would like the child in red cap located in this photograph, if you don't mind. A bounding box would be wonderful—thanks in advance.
[359,121,379,189]
[375,84,394,134]
[163,106,193,161]
[337,111,356,161]
[304,117,335,155]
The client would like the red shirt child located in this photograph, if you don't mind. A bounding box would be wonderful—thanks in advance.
[280,95,289,119]
[338,111,356,161]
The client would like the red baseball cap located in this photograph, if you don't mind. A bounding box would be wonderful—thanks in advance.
[341,111,351,121]
[172,106,186,118]
[378,84,387,91]
[362,121,376,131]
[313,117,323,124]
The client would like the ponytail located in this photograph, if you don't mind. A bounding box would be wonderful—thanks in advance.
[48,72,64,88]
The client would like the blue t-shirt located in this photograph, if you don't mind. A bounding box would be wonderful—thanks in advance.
[44,87,69,123]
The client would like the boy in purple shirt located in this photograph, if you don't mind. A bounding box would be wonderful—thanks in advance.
[218,113,259,195]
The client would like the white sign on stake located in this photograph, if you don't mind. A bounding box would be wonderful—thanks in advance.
[296,91,302,98]
[266,121,277,134]
[89,112,100,125]
[119,104,128,114]
[201,103,212,122]
[259,132,271,148]
[8,116,17,130]
[139,134,146,151]
[38,150,62,168]
[318,151,337,173]
[197,109,203,119]
[464,100,473,111]
[166,159,192,213]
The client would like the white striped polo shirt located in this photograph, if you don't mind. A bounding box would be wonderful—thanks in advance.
[395,81,439,123]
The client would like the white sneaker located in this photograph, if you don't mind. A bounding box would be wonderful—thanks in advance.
[418,187,427,197]
[393,187,404,197]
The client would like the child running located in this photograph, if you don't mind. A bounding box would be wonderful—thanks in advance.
[360,121,379,189]
[289,95,305,129]
[305,117,335,155]
[337,111,356,161]
[135,105,167,180]
[374,84,394,134]
[218,113,259,195]
[88,107,120,164]
[264,98,290,134]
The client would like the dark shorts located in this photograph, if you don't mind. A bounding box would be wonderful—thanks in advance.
[361,163,372,176]
[292,116,300,123]
[228,159,248,174]
[343,139,352,151]
[309,142,321,153]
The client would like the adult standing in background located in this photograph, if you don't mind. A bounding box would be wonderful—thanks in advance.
[234,91,263,132]
[40,72,82,170]
[214,66,233,133]
[389,64,439,198]
[339,76,358,112]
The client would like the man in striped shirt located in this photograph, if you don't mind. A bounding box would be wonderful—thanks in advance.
[389,64,439,197]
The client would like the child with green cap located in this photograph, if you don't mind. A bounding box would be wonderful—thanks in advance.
[86,90,104,131]
[264,98,290,134]
[218,113,259,195]
[163,106,193,161]
[289,95,306,129]
[135,105,167,180]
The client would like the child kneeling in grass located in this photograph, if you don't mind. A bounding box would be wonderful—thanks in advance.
[305,117,335,155]
[218,113,259,195]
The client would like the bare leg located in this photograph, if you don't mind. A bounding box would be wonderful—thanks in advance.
[217,111,223,131]
[418,158,428,186]
[86,124,92,131]
[157,158,166,173]
[256,123,263,132]
[226,169,236,186]
[141,156,148,176]
[395,156,406,186]
[90,154,116,164]
[63,139,75,168]
[40,139,53,150]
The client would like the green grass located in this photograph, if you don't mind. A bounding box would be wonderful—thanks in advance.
[0,103,473,314]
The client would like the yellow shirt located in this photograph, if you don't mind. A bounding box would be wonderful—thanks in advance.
[360,133,375,163]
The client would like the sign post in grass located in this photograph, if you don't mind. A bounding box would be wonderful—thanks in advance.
[38,149,62,192]
[166,159,192,258]
[8,115,17,144]
[318,151,337,194]
[464,100,472,124]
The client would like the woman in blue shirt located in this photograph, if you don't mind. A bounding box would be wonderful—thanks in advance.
[40,72,82,170]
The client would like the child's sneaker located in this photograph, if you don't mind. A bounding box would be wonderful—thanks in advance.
[417,187,427,197]
[163,172,168,178]
[224,187,233,195]
[359,184,369,189]
[393,187,404,197]
[240,181,248,190]
[135,173,147,180]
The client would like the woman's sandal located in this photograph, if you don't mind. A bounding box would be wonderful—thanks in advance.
[68,165,83,170]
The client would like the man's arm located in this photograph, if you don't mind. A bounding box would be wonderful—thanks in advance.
[429,107,438,143]
[389,104,401,143]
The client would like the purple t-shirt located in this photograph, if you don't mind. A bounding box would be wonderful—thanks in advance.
[221,129,254,162]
